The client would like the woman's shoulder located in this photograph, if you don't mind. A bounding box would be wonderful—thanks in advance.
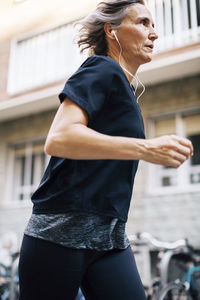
[81,55,121,72]
[66,55,126,91]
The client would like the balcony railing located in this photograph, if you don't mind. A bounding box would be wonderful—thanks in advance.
[147,0,200,51]
[7,23,86,95]
[7,0,200,95]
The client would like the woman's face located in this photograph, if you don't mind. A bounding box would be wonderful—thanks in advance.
[116,3,158,65]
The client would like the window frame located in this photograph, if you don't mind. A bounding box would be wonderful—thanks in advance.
[5,139,49,208]
[147,106,200,196]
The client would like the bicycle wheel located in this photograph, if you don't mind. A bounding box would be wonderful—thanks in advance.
[158,282,193,300]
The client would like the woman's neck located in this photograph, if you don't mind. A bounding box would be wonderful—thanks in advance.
[108,51,139,84]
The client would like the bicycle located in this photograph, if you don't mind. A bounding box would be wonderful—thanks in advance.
[0,263,9,300]
[129,232,193,299]
[158,279,192,300]
[129,232,200,300]
[0,232,19,300]
[157,240,200,300]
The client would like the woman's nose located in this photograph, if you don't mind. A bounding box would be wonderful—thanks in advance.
[149,29,158,41]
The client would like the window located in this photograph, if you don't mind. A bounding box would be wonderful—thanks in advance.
[149,112,200,193]
[9,141,49,202]
[184,113,200,186]
[189,134,200,167]
[154,117,178,188]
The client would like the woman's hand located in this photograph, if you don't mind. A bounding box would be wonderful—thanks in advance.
[141,135,194,167]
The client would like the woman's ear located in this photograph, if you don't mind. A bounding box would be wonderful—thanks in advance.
[104,23,115,40]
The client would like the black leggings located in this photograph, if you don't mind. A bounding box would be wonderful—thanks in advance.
[19,235,146,300]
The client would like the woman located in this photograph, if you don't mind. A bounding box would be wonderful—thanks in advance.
[18,1,193,300]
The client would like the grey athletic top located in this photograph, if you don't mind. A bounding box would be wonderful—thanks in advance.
[24,212,130,251]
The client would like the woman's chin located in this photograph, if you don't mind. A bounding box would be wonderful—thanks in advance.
[142,55,153,65]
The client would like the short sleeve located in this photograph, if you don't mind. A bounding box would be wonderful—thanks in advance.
[58,56,117,121]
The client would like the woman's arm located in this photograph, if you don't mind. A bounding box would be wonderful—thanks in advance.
[44,98,193,168]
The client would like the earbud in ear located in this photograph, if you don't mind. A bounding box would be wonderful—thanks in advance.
[112,30,119,43]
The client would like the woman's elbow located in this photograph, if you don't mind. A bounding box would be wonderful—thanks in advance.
[44,133,72,158]
[44,136,55,156]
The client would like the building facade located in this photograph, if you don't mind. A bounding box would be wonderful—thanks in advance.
[0,0,200,283]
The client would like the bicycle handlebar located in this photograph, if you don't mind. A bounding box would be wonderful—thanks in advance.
[128,232,187,250]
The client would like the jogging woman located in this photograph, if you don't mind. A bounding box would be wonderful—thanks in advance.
[19,1,193,299]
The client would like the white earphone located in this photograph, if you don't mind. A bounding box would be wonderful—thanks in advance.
[110,29,145,101]
[111,30,119,42]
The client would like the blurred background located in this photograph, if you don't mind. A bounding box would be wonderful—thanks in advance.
[0,0,200,286]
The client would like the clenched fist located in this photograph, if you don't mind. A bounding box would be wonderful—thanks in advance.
[142,135,194,168]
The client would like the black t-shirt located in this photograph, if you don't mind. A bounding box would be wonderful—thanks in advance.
[31,55,145,222]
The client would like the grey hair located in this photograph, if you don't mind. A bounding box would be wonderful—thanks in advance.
[76,0,145,56]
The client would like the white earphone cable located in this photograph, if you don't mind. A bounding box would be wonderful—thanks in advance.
[112,30,145,101]
[136,74,145,100]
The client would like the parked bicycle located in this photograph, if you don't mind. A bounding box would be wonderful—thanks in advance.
[129,232,200,300]
[158,238,200,300]
[0,232,19,300]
